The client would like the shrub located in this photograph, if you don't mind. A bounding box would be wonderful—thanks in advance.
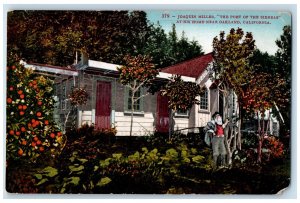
[65,124,95,142]
[68,87,89,106]
[263,136,285,161]
[31,143,210,193]
[6,59,63,162]
[66,124,117,144]
[145,131,205,150]
[93,127,117,144]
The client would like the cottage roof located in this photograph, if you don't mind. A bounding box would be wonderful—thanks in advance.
[84,59,195,82]
[161,53,213,79]
[21,60,78,76]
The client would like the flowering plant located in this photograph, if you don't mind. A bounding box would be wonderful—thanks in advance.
[68,87,89,106]
[264,136,285,160]
[6,59,63,161]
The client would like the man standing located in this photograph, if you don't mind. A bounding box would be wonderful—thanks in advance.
[211,112,228,169]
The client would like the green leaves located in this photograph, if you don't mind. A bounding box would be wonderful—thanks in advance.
[68,177,80,185]
[96,177,112,187]
[69,165,84,172]
[6,61,63,161]
[165,148,178,159]
[212,27,255,99]
[69,88,89,106]
[117,54,158,87]
[146,148,159,162]
[128,151,140,162]
[34,174,43,180]
[60,176,81,193]
[34,166,58,186]
[100,158,112,168]
[112,153,123,160]
[37,178,49,186]
[8,11,153,66]
[144,23,204,69]
[31,141,212,193]
[40,166,58,177]
[192,155,205,164]
[117,54,158,136]
[161,75,204,111]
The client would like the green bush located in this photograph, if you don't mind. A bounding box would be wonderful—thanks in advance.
[31,143,211,193]
[6,59,63,162]
[66,124,116,144]
[145,131,205,150]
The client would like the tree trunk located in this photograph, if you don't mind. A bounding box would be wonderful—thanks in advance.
[257,111,262,163]
[257,137,263,163]
[63,109,72,134]
[232,126,237,151]
[168,109,174,140]
[256,110,272,163]
[237,107,242,150]
[223,87,233,165]
[224,127,232,165]
[129,94,134,137]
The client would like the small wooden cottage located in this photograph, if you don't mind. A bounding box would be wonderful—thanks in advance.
[22,53,279,136]
[71,56,195,136]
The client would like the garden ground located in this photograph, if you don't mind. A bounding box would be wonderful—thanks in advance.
[6,126,290,194]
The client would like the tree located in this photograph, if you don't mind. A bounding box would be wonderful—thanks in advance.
[274,25,291,134]
[62,87,89,133]
[212,28,256,165]
[167,24,204,67]
[143,23,174,68]
[161,75,204,139]
[177,31,204,63]
[241,73,275,163]
[240,25,292,163]
[241,68,289,163]
[7,11,150,66]
[117,55,159,137]
[8,12,204,70]
[143,23,204,69]
[6,55,63,162]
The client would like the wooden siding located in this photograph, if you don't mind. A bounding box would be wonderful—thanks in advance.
[114,112,155,136]
[75,74,216,136]
[71,72,218,136]
[174,117,189,130]
[53,76,77,130]
[79,110,93,126]
[210,88,219,115]
[78,72,93,111]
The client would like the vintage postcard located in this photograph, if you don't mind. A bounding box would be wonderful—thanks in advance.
[5,9,292,195]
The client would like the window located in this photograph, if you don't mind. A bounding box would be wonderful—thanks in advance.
[175,108,189,117]
[128,89,141,111]
[125,87,144,112]
[200,88,209,110]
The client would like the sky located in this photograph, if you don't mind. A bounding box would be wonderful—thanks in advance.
[147,10,291,55]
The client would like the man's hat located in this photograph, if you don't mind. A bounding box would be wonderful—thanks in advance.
[212,112,220,119]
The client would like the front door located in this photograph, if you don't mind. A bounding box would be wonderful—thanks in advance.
[156,94,169,133]
[95,81,111,129]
